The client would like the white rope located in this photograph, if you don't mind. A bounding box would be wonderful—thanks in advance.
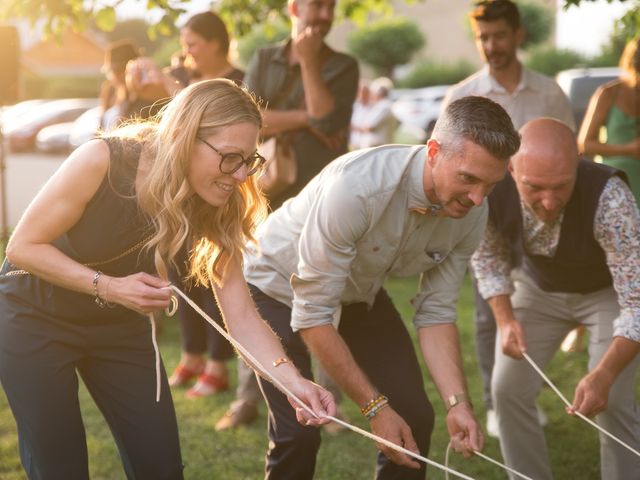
[522,352,640,458]
[149,313,161,402]
[444,441,534,480]
[169,285,476,480]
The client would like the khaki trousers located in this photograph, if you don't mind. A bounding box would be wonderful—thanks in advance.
[492,270,640,480]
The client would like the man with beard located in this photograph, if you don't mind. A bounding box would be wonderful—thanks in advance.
[214,0,359,432]
[471,118,640,480]
[244,96,520,479]
[441,0,574,437]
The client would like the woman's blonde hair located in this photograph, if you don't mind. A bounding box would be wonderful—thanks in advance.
[620,36,640,83]
[130,79,266,286]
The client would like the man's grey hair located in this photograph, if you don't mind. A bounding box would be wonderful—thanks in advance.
[432,96,520,160]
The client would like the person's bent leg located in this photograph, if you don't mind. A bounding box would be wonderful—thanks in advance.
[493,272,574,480]
[471,273,497,412]
[579,287,640,480]
[0,306,89,480]
[79,318,183,480]
[340,290,434,480]
[250,285,320,480]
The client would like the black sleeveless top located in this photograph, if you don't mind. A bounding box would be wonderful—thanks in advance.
[489,160,627,294]
[0,137,156,324]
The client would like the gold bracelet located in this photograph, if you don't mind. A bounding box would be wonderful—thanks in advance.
[361,393,388,416]
[272,357,290,368]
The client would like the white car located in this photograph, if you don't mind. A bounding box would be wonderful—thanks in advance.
[68,106,102,151]
[391,85,450,141]
[556,67,621,128]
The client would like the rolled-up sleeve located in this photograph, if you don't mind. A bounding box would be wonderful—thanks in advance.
[593,177,640,343]
[471,220,514,300]
[290,174,369,331]
[412,207,488,327]
[307,57,359,135]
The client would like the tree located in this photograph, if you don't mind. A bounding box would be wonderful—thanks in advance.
[101,18,160,55]
[236,20,290,68]
[1,0,637,42]
[0,0,405,39]
[347,18,425,77]
[518,1,553,50]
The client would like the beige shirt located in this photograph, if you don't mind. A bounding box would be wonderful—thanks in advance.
[244,145,488,331]
[443,65,576,131]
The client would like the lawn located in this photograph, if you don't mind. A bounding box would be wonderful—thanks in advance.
[1,274,637,479]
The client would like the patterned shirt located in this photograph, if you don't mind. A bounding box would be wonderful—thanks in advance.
[471,176,640,342]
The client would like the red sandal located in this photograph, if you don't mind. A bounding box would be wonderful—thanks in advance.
[185,372,230,398]
[168,361,204,387]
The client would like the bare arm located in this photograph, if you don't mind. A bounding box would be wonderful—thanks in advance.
[214,261,335,425]
[300,324,420,469]
[578,82,639,159]
[419,324,483,456]
[5,140,171,313]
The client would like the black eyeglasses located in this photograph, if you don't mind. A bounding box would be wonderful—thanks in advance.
[197,137,265,176]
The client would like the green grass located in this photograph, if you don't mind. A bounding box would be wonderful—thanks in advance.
[1,274,637,479]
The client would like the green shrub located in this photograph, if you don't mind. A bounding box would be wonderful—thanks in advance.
[396,60,475,88]
[524,46,588,76]
[347,18,425,77]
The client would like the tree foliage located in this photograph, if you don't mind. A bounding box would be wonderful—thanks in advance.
[518,1,553,50]
[0,0,637,43]
[347,18,425,77]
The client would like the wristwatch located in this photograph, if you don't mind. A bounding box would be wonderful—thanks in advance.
[445,392,472,411]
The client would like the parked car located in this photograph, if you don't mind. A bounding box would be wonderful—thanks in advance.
[1,99,47,127]
[35,122,76,154]
[391,85,450,141]
[68,106,102,151]
[5,98,98,152]
[555,67,621,129]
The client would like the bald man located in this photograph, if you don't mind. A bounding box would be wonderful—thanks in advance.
[471,118,640,480]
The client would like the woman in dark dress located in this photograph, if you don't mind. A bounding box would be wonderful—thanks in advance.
[0,79,334,480]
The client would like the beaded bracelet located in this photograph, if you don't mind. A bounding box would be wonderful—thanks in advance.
[364,398,390,420]
[92,271,108,308]
[361,393,389,418]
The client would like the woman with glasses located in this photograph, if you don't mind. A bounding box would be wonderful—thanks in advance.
[0,79,334,480]
[127,11,251,399]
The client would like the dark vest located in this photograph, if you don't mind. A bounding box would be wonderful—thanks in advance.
[489,160,627,294]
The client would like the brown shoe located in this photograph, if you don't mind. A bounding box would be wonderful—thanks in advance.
[214,401,259,431]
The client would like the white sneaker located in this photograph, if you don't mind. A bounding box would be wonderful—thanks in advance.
[486,409,499,438]
[537,403,549,427]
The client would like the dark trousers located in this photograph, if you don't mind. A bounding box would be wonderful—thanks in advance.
[176,282,234,361]
[171,246,234,361]
[250,285,435,480]
[0,299,184,480]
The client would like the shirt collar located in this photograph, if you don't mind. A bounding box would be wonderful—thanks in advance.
[479,64,544,95]
[407,147,442,215]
